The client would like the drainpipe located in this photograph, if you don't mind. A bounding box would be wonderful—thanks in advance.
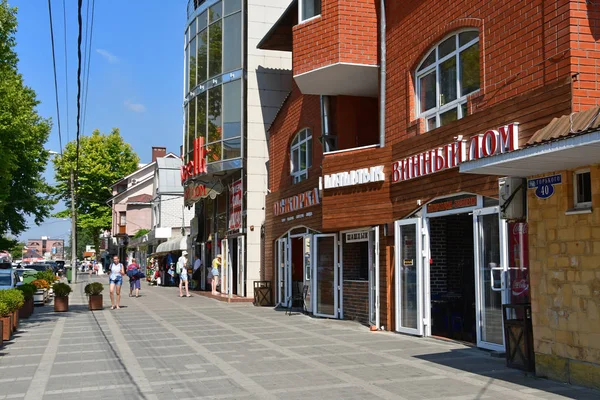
[321,95,331,152]
[379,0,386,148]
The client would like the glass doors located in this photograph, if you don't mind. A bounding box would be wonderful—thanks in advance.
[368,227,380,328]
[313,234,338,318]
[474,206,507,351]
[236,236,245,297]
[394,219,424,335]
[276,237,290,307]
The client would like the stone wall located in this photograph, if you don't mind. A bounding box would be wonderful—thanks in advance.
[528,164,600,390]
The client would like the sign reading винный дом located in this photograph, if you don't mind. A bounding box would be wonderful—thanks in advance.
[273,188,320,217]
[392,123,519,183]
[528,174,562,199]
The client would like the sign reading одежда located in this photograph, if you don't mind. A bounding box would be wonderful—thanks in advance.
[392,123,519,183]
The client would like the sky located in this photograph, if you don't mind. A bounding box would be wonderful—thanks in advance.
[11,0,187,243]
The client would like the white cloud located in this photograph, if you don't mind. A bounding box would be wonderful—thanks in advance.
[96,49,118,63]
[124,100,146,113]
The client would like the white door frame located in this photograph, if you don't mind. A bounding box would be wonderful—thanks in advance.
[394,218,424,336]
[473,206,507,352]
[276,235,291,307]
[312,233,339,318]
[236,236,245,297]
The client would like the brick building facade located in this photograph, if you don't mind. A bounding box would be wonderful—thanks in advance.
[260,0,600,389]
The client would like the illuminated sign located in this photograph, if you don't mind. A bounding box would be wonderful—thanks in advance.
[181,137,207,183]
[321,166,385,189]
[392,123,519,183]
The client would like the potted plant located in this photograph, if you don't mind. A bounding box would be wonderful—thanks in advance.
[0,290,24,332]
[32,279,50,304]
[85,282,104,310]
[36,271,57,297]
[53,282,72,312]
[17,284,36,318]
[0,301,11,342]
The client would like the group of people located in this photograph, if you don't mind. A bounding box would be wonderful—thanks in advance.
[105,251,224,310]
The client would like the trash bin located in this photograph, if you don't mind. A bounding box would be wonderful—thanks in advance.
[253,281,272,306]
[502,304,535,372]
[66,266,72,283]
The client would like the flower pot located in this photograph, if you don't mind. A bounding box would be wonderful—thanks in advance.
[1,316,12,341]
[12,310,19,331]
[33,290,45,305]
[54,296,69,312]
[88,295,103,310]
[19,299,34,319]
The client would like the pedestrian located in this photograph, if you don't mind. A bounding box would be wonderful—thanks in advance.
[211,254,221,295]
[192,255,202,290]
[109,255,125,310]
[127,258,141,298]
[179,251,191,297]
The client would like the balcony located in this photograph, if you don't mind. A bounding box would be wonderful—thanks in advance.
[118,225,127,235]
[258,0,379,97]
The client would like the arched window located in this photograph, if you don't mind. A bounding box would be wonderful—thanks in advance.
[416,30,480,131]
[290,128,312,184]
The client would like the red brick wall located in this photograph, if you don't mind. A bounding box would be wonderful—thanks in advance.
[386,0,572,144]
[570,0,600,112]
[292,0,378,76]
[343,281,369,325]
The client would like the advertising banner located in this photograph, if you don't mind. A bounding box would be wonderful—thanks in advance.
[228,180,242,231]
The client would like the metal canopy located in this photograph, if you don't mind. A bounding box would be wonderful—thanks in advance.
[155,236,187,254]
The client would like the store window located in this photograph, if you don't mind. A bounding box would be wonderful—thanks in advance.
[574,170,592,209]
[290,128,312,184]
[416,30,480,131]
[300,0,321,22]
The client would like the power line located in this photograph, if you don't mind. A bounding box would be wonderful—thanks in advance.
[47,0,63,155]
[81,0,95,135]
[62,0,70,143]
[76,0,82,176]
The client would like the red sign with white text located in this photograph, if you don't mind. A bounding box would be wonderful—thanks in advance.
[392,123,519,183]
[181,137,207,184]
[228,180,242,231]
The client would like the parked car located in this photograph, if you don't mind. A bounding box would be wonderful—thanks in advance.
[29,263,52,273]
[0,263,19,290]
[15,268,35,283]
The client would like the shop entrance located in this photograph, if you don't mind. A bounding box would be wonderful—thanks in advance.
[394,195,508,351]
[222,236,245,297]
[276,228,314,310]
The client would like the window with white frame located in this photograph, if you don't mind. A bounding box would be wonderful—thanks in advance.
[300,0,321,22]
[574,170,592,209]
[290,128,312,184]
[416,30,480,132]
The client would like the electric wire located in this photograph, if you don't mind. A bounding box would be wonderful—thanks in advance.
[62,0,70,143]
[81,0,95,136]
[47,0,63,155]
[76,0,83,178]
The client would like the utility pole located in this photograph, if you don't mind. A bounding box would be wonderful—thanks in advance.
[70,168,78,283]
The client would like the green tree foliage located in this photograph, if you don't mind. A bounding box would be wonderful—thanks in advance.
[0,1,53,249]
[8,241,26,260]
[133,228,150,239]
[53,129,139,255]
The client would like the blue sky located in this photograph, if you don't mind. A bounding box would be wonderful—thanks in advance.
[12,0,187,243]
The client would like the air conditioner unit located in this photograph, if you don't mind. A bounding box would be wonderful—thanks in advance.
[499,177,526,220]
[131,179,138,185]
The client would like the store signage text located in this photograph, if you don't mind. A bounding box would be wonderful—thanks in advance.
[228,179,242,230]
[322,166,385,189]
[184,182,208,203]
[427,196,477,213]
[392,123,519,183]
[346,231,369,243]
[274,188,320,217]
[181,137,207,184]
[528,174,561,199]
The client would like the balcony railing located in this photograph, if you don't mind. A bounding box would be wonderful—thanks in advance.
[118,225,127,235]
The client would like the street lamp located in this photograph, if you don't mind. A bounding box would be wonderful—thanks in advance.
[48,150,77,283]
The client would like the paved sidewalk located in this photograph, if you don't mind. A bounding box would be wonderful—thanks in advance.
[0,275,598,400]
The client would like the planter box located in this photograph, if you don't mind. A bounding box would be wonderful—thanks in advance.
[1,315,12,341]
[0,322,3,348]
[88,295,103,310]
[19,299,34,319]
[33,290,45,305]
[12,310,18,332]
[54,296,69,312]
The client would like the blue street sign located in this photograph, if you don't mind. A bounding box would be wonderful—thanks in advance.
[528,174,562,199]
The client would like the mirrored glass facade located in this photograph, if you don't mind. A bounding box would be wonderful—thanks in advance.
[184,0,243,170]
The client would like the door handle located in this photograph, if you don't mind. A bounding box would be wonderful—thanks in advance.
[490,264,503,292]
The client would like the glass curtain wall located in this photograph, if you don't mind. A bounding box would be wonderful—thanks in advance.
[184,0,243,169]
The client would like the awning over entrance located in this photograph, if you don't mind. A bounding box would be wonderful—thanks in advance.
[155,236,187,255]
[461,108,600,176]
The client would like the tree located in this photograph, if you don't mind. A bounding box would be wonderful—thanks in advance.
[7,241,25,260]
[0,1,54,250]
[53,129,139,256]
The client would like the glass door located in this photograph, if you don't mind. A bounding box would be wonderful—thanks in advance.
[368,227,380,328]
[474,207,507,351]
[303,235,312,312]
[313,234,338,318]
[276,237,290,307]
[237,236,245,297]
[394,219,424,335]
[221,239,229,295]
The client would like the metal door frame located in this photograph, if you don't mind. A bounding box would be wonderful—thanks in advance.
[473,206,507,352]
[236,236,245,297]
[312,233,339,318]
